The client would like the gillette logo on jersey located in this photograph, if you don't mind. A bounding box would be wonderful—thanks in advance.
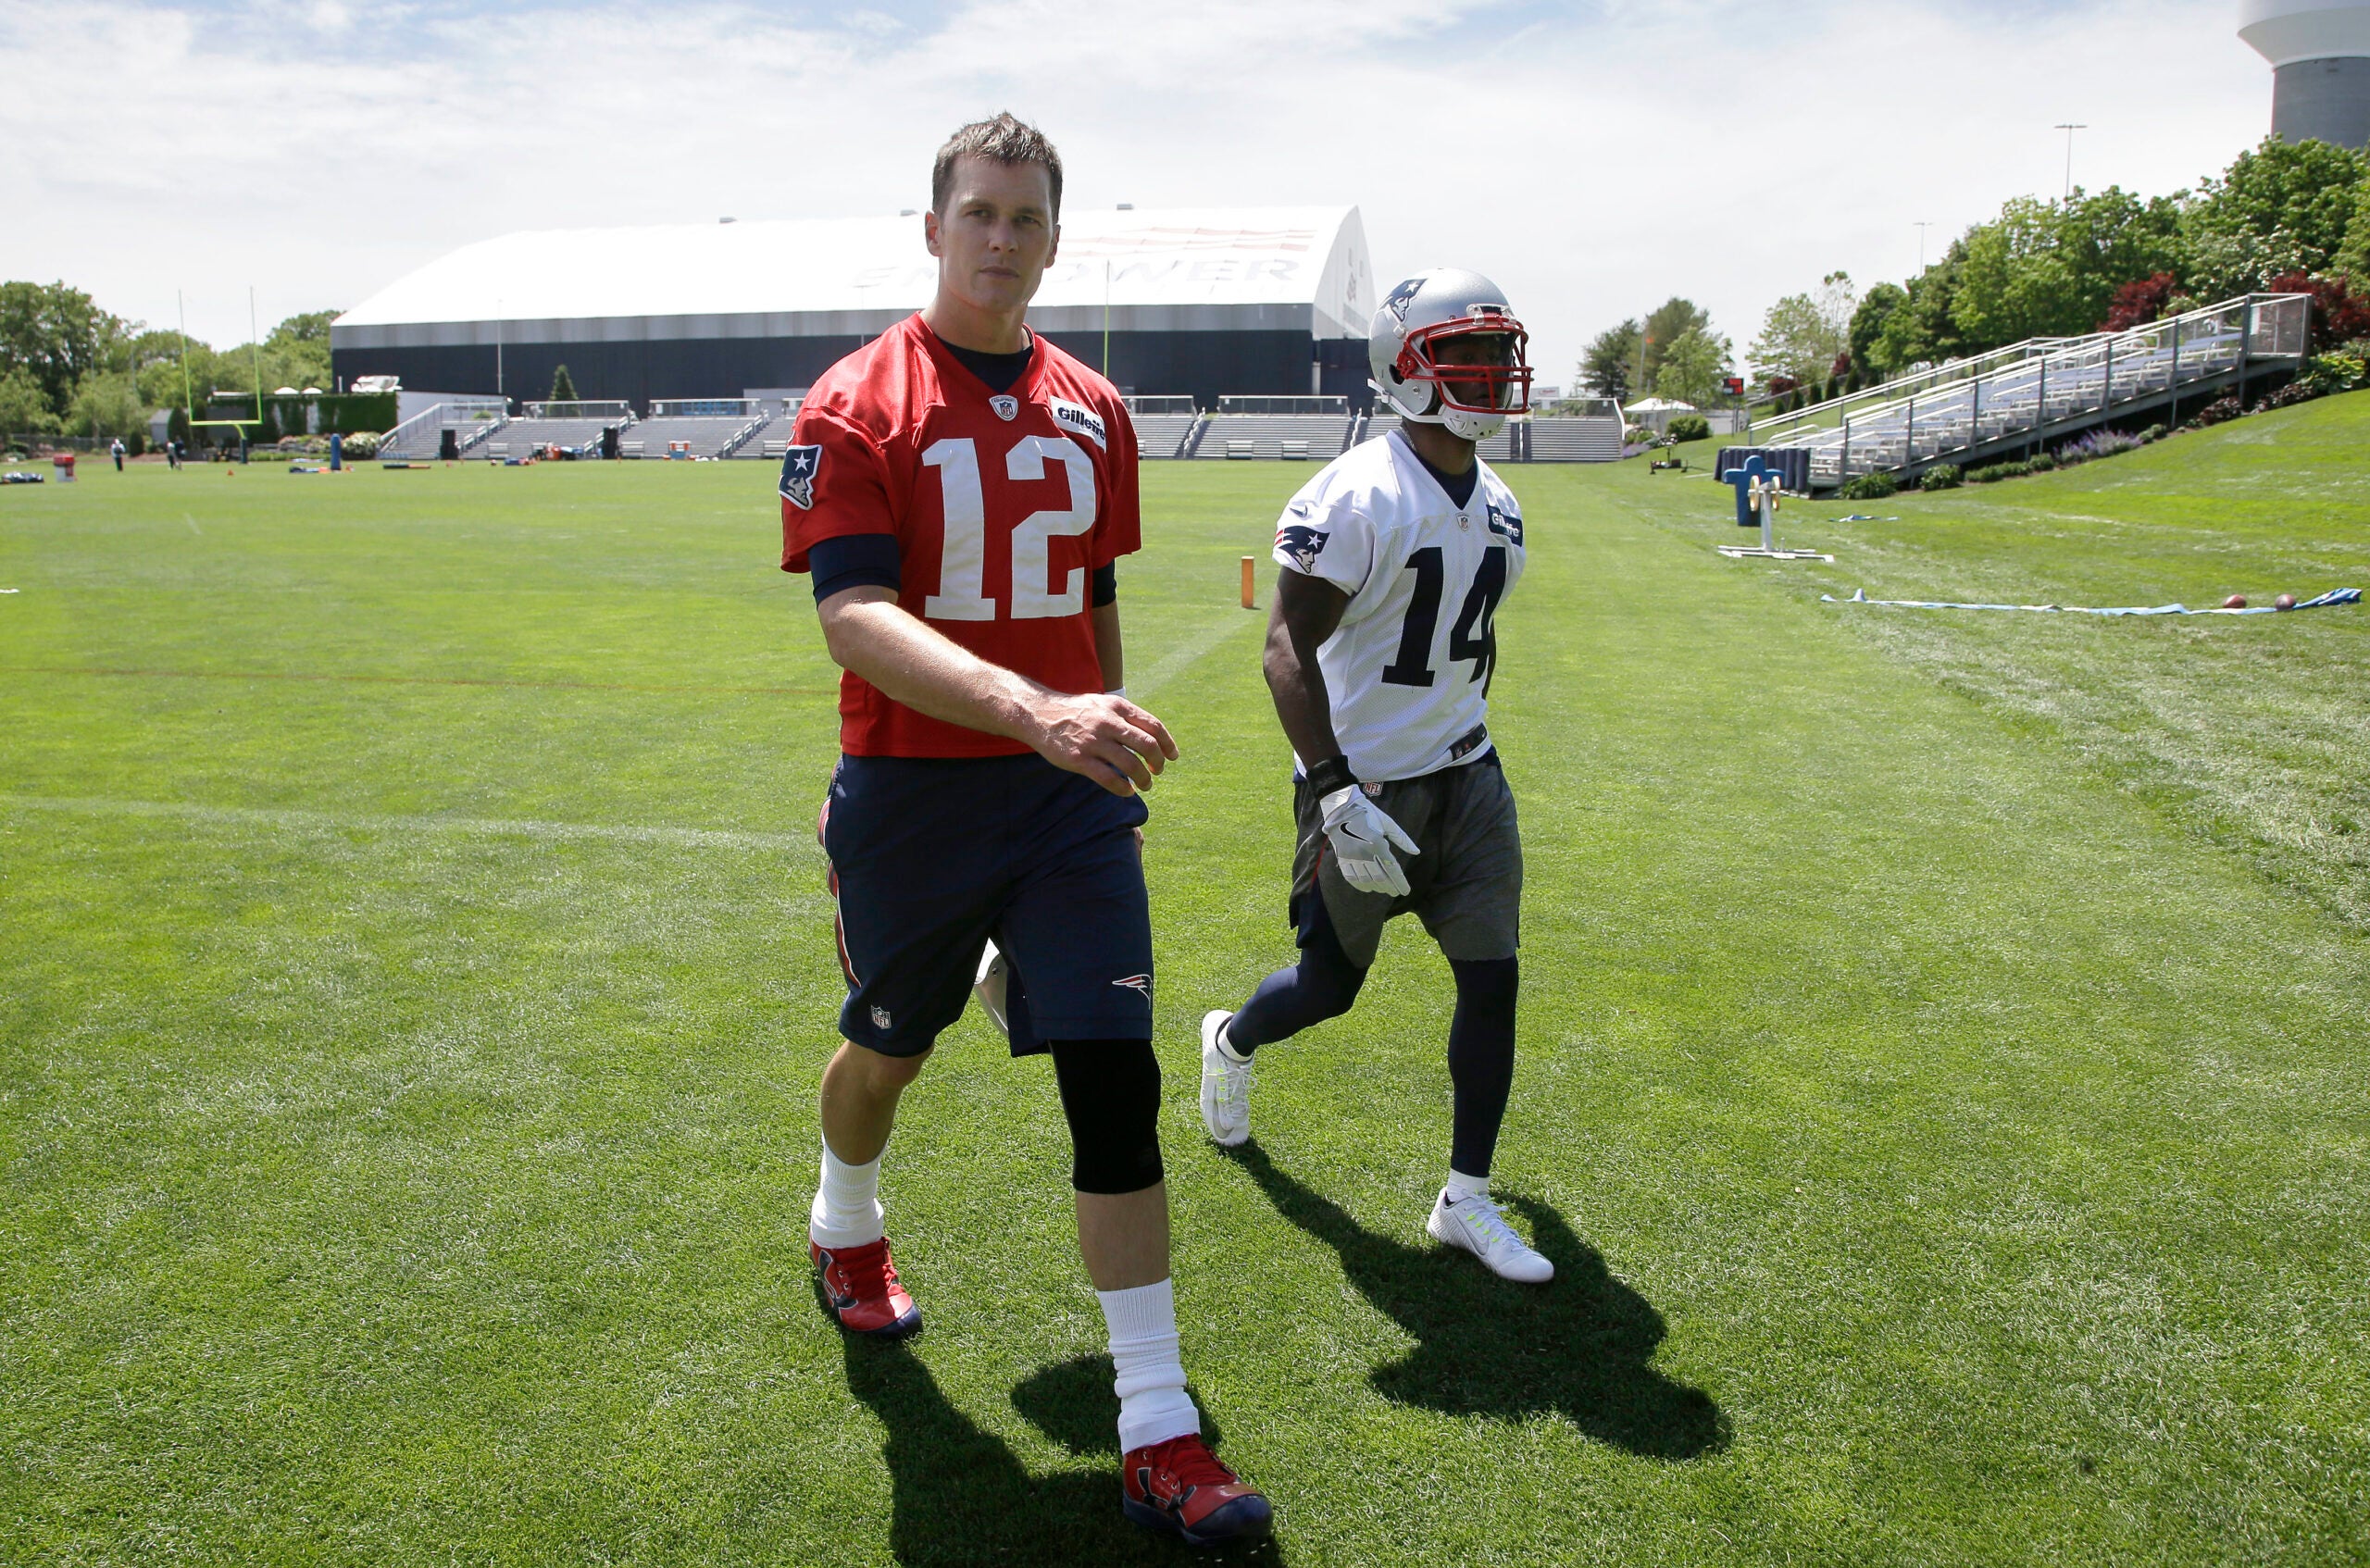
[780,315,1142,758]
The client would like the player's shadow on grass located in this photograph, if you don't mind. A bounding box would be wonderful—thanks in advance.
[1225,1142,1727,1461]
[837,1325,1285,1564]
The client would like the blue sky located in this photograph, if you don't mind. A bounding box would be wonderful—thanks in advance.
[1,0,2274,382]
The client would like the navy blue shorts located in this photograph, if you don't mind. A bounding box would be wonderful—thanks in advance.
[822,753,1154,1057]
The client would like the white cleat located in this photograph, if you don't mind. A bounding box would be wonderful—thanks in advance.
[1200,1010,1252,1148]
[1426,1189,1554,1284]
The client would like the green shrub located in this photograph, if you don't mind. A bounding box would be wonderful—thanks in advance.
[1666,414,1711,442]
[1920,464,1963,492]
[2194,396,2244,427]
[2296,350,2367,397]
[1838,471,1898,500]
[342,431,381,460]
[2028,452,2057,471]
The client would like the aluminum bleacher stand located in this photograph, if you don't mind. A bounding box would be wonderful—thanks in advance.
[626,419,752,458]
[617,400,766,459]
[1759,292,2311,492]
[1362,413,1516,463]
[1122,396,1199,460]
[376,397,510,461]
[1195,396,1353,460]
[487,401,633,459]
[1527,399,1625,461]
[727,400,805,458]
[484,419,621,457]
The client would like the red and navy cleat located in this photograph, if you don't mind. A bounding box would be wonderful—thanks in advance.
[1120,1433,1272,1546]
[811,1237,922,1338]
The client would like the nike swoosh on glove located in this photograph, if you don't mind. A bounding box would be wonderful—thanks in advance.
[1319,786,1419,896]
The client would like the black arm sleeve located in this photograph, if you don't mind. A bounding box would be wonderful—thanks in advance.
[1091,562,1117,608]
[810,532,902,603]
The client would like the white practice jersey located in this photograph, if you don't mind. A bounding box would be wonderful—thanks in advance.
[1271,428,1526,781]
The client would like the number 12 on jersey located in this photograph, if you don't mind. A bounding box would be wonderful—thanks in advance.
[1381,545,1506,688]
[920,434,1098,622]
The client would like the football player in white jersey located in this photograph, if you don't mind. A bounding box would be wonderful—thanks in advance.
[1198,268,1553,1284]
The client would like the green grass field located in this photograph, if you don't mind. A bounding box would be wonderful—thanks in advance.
[4,405,2366,1565]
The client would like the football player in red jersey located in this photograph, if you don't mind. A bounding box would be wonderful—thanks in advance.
[782,115,1269,1547]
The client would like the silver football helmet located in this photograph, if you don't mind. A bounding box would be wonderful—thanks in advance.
[1368,268,1533,440]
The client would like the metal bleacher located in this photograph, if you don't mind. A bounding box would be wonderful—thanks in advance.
[615,400,766,459]
[1126,396,1203,460]
[729,401,805,460]
[375,396,509,461]
[1362,411,1517,463]
[1756,292,2312,492]
[1197,396,1354,461]
[480,401,634,460]
[1526,412,1625,462]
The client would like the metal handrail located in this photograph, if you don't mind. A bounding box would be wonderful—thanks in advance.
[376,397,509,459]
[1756,333,2110,444]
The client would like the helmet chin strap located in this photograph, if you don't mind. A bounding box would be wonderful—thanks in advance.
[1379,380,1503,441]
[1440,405,1506,441]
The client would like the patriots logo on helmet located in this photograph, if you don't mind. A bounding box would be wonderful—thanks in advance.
[780,444,823,509]
[1276,524,1329,574]
[1382,276,1425,322]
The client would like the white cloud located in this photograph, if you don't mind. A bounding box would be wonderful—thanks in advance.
[0,0,2270,382]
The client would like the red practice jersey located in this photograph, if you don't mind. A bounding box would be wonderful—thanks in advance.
[780,315,1141,757]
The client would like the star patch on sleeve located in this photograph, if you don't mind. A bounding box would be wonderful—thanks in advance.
[780,444,823,509]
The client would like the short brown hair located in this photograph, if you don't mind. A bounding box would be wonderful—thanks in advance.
[931,113,1063,223]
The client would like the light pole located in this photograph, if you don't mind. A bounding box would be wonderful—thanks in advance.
[2053,123,2087,202]
[1914,220,1933,273]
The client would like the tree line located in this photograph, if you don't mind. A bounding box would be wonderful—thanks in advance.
[1578,135,2370,408]
[0,281,339,442]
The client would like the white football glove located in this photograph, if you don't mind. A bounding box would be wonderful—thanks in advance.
[1319,786,1419,897]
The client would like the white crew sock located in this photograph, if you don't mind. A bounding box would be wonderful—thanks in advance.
[1216,1016,1252,1065]
[1444,1167,1491,1203]
[809,1140,885,1249]
[1097,1277,1202,1453]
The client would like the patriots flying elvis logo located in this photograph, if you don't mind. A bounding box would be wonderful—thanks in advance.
[1382,276,1424,321]
[1277,523,1329,574]
[780,444,822,510]
[1110,974,1154,1004]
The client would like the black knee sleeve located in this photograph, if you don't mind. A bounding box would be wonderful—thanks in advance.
[1049,1039,1166,1195]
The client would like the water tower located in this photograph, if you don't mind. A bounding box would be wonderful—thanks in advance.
[2240,0,2370,148]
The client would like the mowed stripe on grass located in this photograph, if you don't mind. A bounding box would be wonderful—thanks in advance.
[1,454,2364,1566]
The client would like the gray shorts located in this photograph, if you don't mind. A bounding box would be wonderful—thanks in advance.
[1291,751,1522,968]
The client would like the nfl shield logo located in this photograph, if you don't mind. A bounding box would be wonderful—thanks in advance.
[870,1005,892,1030]
[780,444,823,509]
[991,395,1019,421]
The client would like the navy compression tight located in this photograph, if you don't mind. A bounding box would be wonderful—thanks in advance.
[1225,899,1520,1178]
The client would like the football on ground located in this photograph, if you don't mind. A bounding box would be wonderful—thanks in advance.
[3,392,2366,1563]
